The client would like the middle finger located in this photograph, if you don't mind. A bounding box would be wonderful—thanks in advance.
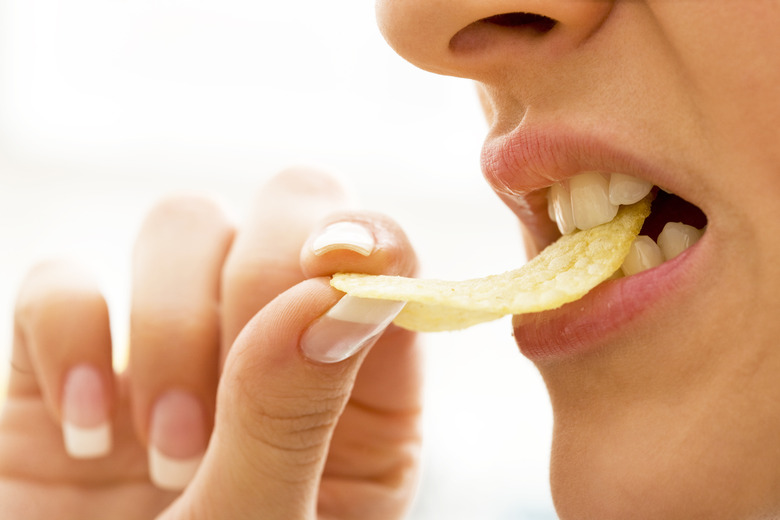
[129,195,234,490]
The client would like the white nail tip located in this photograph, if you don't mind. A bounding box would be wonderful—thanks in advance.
[63,422,112,459]
[326,295,406,325]
[149,447,203,491]
[311,222,375,256]
[301,296,406,364]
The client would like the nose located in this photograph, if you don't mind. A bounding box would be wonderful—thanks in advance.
[376,0,613,79]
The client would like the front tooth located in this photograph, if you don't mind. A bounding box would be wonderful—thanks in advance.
[609,173,653,206]
[657,222,703,260]
[547,189,557,221]
[569,172,619,231]
[621,235,664,276]
[549,182,576,235]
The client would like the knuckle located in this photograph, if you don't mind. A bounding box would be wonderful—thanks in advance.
[230,374,349,457]
[145,194,225,224]
[264,167,346,200]
[222,258,301,297]
[131,304,219,348]
[15,260,105,328]
[137,194,233,246]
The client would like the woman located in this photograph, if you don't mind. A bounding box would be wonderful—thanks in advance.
[2,1,778,519]
[379,1,780,518]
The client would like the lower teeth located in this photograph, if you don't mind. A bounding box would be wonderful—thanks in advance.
[619,221,703,276]
[657,222,703,260]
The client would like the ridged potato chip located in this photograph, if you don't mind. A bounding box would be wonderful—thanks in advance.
[331,198,651,332]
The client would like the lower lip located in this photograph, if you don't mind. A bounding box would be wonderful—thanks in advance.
[512,232,710,363]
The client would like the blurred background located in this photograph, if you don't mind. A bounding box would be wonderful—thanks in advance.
[0,0,555,517]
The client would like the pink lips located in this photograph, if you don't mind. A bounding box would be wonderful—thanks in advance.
[511,242,706,362]
[481,122,708,362]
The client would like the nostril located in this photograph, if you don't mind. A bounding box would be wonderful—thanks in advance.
[482,12,557,33]
[450,12,558,53]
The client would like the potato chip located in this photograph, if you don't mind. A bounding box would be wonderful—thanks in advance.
[331,198,651,332]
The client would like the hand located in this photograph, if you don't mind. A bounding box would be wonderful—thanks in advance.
[0,168,422,520]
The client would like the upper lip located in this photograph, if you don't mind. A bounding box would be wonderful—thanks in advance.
[481,121,675,196]
[480,120,697,251]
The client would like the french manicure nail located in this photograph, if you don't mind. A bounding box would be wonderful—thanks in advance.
[149,390,206,491]
[311,221,375,256]
[301,295,405,364]
[62,364,112,459]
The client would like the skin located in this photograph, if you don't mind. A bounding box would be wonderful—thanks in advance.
[0,168,422,519]
[3,2,780,520]
[377,1,780,519]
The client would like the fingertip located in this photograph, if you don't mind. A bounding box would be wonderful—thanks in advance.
[310,221,376,257]
[264,166,354,204]
[300,212,418,279]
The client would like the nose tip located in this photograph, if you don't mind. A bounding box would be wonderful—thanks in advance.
[376,0,613,79]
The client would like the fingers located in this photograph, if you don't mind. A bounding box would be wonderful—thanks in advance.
[163,213,420,520]
[303,215,424,518]
[300,211,418,278]
[172,280,387,519]
[11,261,115,459]
[299,212,418,364]
[220,167,351,361]
[129,195,234,490]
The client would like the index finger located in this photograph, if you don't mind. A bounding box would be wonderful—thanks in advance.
[220,167,351,361]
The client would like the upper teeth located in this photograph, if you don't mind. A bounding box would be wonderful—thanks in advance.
[547,172,653,234]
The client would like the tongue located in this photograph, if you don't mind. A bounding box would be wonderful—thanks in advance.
[640,190,707,240]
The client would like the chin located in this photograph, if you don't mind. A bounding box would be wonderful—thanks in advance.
[539,321,780,520]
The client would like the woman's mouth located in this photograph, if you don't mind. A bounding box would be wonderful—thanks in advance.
[482,127,711,362]
[545,171,707,276]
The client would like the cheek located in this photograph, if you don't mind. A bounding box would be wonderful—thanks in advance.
[655,3,780,169]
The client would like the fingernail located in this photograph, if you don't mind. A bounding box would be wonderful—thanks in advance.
[311,221,375,256]
[62,364,112,459]
[149,390,206,491]
[301,295,405,364]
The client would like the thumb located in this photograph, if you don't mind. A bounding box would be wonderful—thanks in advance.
[166,278,404,520]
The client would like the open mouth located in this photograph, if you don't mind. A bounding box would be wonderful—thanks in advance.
[544,171,707,277]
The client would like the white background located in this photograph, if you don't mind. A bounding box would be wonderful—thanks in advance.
[0,0,556,517]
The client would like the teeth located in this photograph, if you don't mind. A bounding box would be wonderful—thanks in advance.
[569,172,619,231]
[546,190,557,221]
[545,174,705,276]
[620,235,665,276]
[547,172,653,234]
[657,222,702,260]
[542,173,705,277]
[609,173,654,206]
[619,224,703,276]
[549,182,576,235]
